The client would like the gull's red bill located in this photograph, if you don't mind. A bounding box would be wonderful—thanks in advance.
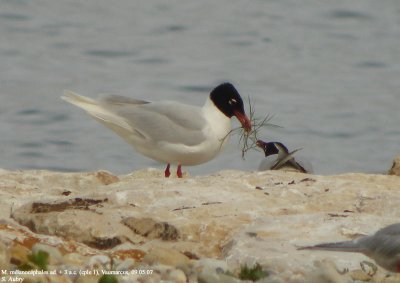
[234,110,251,132]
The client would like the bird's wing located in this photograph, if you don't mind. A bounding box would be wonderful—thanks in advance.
[297,240,367,253]
[271,148,302,170]
[361,233,400,258]
[100,98,208,146]
[100,95,150,105]
[374,223,400,237]
[296,157,314,174]
[62,92,209,147]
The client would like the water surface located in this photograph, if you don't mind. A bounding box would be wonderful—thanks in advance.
[1,0,399,175]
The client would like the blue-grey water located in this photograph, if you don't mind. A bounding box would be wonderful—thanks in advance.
[1,0,399,175]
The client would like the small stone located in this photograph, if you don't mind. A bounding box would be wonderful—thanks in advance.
[183,251,200,260]
[86,255,111,270]
[112,249,146,261]
[94,171,120,185]
[122,217,179,240]
[9,243,30,266]
[85,236,122,250]
[349,269,371,281]
[143,247,190,266]
[388,156,400,176]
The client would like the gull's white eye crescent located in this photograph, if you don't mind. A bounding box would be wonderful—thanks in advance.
[228,98,237,105]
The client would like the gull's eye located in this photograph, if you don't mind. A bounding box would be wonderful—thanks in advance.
[228,98,237,105]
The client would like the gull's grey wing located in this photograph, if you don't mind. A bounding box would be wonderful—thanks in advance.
[297,239,365,253]
[296,157,314,174]
[374,223,400,237]
[361,235,400,257]
[100,95,150,105]
[271,149,302,170]
[104,98,208,146]
[360,224,400,258]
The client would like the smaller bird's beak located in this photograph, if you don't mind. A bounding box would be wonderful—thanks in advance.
[234,110,251,132]
[256,140,265,148]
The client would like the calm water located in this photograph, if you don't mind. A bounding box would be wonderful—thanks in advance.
[1,0,399,175]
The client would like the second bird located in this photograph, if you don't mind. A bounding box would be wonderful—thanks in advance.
[256,140,313,173]
[298,223,400,273]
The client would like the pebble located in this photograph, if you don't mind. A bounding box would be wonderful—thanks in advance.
[9,243,30,265]
[86,254,111,270]
[94,171,120,185]
[142,247,190,266]
[349,269,372,281]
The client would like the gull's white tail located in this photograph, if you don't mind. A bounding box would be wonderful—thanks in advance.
[62,90,102,112]
[61,91,132,131]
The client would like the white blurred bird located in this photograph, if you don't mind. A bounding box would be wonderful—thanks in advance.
[62,83,251,178]
[298,223,400,273]
[256,140,313,173]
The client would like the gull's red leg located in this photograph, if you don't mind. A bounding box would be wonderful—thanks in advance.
[164,163,171,177]
[177,164,183,178]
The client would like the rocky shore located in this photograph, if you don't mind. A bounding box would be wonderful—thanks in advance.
[0,156,399,283]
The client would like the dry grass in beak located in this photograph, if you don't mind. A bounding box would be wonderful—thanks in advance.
[220,97,281,159]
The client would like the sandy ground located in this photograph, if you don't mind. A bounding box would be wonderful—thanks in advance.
[0,165,400,282]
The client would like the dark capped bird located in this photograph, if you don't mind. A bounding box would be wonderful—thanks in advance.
[62,83,251,177]
[256,140,313,173]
